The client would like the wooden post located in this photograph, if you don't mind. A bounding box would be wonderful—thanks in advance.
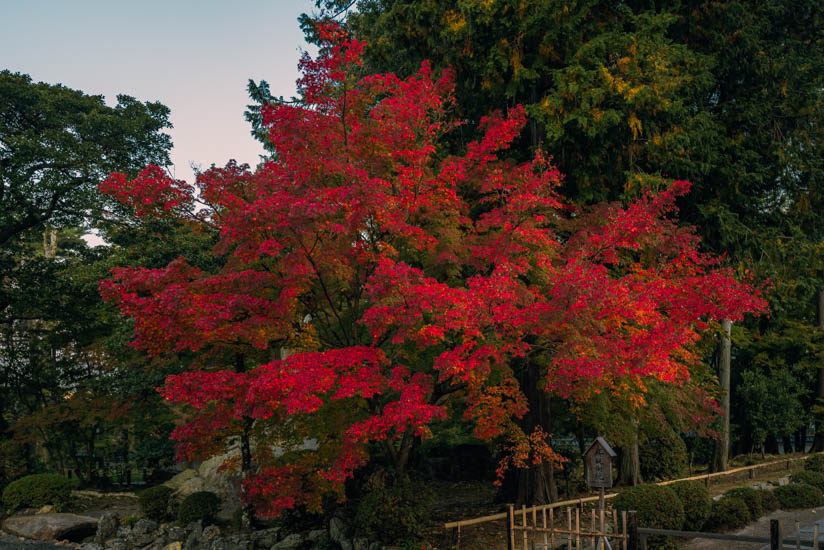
[522,505,528,550]
[771,519,782,550]
[813,522,819,550]
[627,511,638,550]
[507,504,515,550]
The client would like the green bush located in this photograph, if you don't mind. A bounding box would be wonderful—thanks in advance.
[804,454,824,473]
[639,430,688,481]
[791,470,824,492]
[670,481,711,531]
[613,484,684,549]
[355,481,434,544]
[723,487,763,520]
[773,483,824,509]
[760,489,779,512]
[178,491,220,525]
[1,473,74,510]
[139,485,174,521]
[705,497,751,531]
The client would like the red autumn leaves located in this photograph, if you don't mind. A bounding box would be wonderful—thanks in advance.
[99,26,766,516]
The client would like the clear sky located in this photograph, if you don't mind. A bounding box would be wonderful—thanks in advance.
[0,0,317,185]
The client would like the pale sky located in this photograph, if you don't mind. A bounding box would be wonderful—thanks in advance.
[0,0,317,185]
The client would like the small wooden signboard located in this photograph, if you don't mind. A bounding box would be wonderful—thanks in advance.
[585,436,616,489]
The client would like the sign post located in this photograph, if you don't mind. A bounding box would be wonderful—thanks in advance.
[585,437,617,550]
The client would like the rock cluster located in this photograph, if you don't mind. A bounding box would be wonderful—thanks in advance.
[74,511,382,550]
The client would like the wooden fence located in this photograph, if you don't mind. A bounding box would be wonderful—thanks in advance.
[445,453,819,548]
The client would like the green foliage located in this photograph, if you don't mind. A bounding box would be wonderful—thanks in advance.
[736,369,806,448]
[1,473,74,510]
[670,481,711,531]
[790,470,824,492]
[805,454,824,473]
[613,484,683,548]
[773,483,824,509]
[760,490,780,512]
[138,485,174,522]
[705,497,751,531]
[178,491,220,526]
[0,439,28,486]
[723,487,763,520]
[355,481,434,544]
[639,430,688,481]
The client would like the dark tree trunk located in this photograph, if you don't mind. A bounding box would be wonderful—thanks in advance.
[235,354,256,530]
[497,361,557,505]
[795,426,807,453]
[813,289,824,452]
[712,319,732,472]
[781,435,793,455]
[764,435,779,455]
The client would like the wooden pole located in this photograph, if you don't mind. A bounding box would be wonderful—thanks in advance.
[507,504,515,550]
[771,519,782,550]
[627,511,638,550]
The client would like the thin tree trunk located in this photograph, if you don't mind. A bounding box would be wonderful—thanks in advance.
[713,319,732,471]
[235,354,255,530]
[812,289,824,452]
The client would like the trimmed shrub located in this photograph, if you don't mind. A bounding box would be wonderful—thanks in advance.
[355,481,434,544]
[760,489,779,512]
[639,430,688,481]
[804,454,824,473]
[138,485,174,521]
[705,497,751,531]
[773,483,824,509]
[178,491,220,525]
[723,487,763,520]
[613,484,684,549]
[1,473,73,510]
[790,470,824,492]
[670,481,711,531]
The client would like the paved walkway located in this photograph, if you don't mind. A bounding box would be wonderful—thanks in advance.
[682,508,824,550]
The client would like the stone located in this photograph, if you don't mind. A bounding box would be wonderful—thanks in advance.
[250,527,280,548]
[778,476,790,486]
[368,543,380,550]
[163,469,199,491]
[2,513,99,542]
[36,505,55,514]
[128,532,159,547]
[202,525,221,541]
[307,529,327,541]
[340,540,353,550]
[163,543,183,550]
[329,516,349,542]
[271,532,305,550]
[79,544,104,550]
[105,539,129,550]
[167,526,186,542]
[95,512,121,544]
[221,534,251,549]
[184,520,203,550]
[353,537,369,550]
[133,518,159,535]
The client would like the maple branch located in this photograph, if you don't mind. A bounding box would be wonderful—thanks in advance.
[293,229,351,345]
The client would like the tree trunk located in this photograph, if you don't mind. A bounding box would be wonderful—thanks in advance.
[713,319,732,472]
[619,422,642,486]
[496,361,558,505]
[235,354,255,530]
[812,289,824,452]
[795,426,807,453]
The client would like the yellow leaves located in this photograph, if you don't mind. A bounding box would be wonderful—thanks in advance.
[628,113,642,140]
[443,10,467,34]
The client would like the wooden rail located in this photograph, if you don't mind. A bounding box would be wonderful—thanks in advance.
[444,452,816,531]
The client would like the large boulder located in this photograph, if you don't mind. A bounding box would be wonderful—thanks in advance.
[163,469,199,492]
[95,512,120,544]
[2,513,99,541]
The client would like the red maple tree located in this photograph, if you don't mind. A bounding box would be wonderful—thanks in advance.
[100,25,767,517]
